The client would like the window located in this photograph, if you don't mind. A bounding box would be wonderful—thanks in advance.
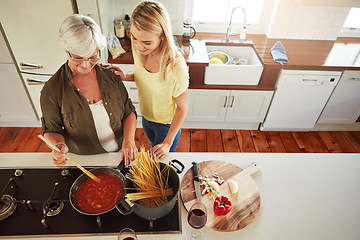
[340,8,360,37]
[191,0,268,33]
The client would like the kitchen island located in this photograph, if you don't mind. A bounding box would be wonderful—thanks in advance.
[1,152,360,240]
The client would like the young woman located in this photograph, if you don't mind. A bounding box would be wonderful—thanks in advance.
[105,1,189,160]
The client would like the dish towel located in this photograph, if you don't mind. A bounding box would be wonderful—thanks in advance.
[271,41,288,65]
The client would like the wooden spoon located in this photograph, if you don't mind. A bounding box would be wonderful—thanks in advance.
[38,134,101,183]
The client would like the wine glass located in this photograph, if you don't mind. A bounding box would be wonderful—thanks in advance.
[118,228,137,240]
[186,202,207,240]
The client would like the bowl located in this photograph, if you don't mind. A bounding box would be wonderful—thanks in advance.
[208,51,232,65]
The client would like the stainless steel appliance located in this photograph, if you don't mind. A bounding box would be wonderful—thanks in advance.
[0,168,181,238]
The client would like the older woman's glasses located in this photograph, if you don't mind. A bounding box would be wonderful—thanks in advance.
[67,51,101,64]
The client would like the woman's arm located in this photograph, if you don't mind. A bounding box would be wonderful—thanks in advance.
[151,89,188,159]
[44,132,69,166]
[121,112,138,167]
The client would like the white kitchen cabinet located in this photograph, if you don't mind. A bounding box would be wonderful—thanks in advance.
[0,0,74,120]
[318,71,360,124]
[0,27,38,126]
[185,89,273,129]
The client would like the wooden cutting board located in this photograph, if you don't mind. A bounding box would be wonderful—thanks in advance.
[180,160,261,232]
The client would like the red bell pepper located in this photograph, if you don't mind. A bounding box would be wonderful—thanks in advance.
[213,196,232,216]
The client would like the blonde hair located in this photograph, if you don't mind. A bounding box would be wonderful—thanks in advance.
[131,1,178,80]
[59,14,106,57]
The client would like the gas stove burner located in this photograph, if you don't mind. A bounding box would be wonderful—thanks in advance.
[0,194,17,221]
[42,201,64,217]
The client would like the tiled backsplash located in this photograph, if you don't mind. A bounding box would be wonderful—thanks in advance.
[266,1,350,40]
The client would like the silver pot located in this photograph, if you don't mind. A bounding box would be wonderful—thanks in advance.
[208,51,233,65]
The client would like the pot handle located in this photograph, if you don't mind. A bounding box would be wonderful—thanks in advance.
[169,159,185,174]
[115,197,133,215]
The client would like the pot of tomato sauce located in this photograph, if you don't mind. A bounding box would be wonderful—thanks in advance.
[69,167,125,216]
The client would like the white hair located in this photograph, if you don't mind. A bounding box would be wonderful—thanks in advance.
[59,14,106,57]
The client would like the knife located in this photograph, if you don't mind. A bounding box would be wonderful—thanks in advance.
[191,161,202,203]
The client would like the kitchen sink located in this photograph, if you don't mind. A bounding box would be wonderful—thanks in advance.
[204,42,264,85]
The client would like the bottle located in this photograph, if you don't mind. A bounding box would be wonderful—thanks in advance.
[114,19,125,38]
[124,14,131,39]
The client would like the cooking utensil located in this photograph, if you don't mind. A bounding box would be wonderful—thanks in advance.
[180,160,261,232]
[191,162,202,204]
[38,134,101,183]
[116,159,184,220]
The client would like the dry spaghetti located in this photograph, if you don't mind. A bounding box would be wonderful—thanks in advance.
[126,147,172,207]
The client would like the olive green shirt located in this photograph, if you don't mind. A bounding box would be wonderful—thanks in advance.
[40,62,136,155]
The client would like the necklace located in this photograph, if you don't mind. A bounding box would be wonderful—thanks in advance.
[73,83,102,105]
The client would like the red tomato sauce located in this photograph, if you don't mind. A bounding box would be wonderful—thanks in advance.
[72,174,123,214]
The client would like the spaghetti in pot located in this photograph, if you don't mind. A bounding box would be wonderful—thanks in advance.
[126,148,172,207]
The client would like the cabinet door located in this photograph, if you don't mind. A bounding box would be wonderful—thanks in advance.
[318,71,360,124]
[186,89,228,122]
[225,90,273,123]
[0,64,37,123]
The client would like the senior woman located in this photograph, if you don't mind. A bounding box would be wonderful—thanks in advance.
[40,14,137,167]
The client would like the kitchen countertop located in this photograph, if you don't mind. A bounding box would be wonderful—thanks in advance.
[108,33,360,91]
[1,152,360,240]
[109,33,360,70]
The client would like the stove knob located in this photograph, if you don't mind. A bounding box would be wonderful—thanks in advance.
[61,169,70,177]
[14,169,23,177]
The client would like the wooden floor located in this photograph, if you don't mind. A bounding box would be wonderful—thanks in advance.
[1,127,360,153]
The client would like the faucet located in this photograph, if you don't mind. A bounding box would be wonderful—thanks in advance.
[225,6,247,41]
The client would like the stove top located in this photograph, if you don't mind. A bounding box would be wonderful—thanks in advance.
[0,167,181,237]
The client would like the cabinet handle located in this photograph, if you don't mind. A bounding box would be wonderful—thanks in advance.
[351,78,360,81]
[20,62,43,69]
[302,78,318,83]
[228,96,235,108]
[223,96,228,108]
[130,87,138,90]
[27,78,46,85]
[132,101,139,104]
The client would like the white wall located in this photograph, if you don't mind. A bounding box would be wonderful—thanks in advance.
[103,0,185,35]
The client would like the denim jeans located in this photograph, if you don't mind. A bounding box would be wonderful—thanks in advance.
[142,117,181,152]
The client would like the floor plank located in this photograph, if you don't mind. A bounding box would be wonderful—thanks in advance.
[264,131,287,153]
[292,132,316,153]
[317,131,343,153]
[341,131,360,152]
[22,128,44,152]
[278,132,301,153]
[250,130,271,152]
[190,129,207,152]
[0,127,21,152]
[6,127,35,152]
[135,128,150,150]
[206,129,224,152]
[304,132,330,153]
[329,131,356,153]
[236,130,256,152]
[221,130,240,152]
[177,129,191,152]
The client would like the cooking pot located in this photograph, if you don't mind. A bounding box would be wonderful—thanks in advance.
[69,166,125,216]
[116,159,184,220]
[208,51,233,65]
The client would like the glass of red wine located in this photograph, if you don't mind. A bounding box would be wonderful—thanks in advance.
[186,202,207,240]
[118,228,137,240]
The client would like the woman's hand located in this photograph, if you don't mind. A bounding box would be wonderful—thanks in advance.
[101,63,126,78]
[121,139,138,167]
[51,143,69,166]
[150,141,171,160]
